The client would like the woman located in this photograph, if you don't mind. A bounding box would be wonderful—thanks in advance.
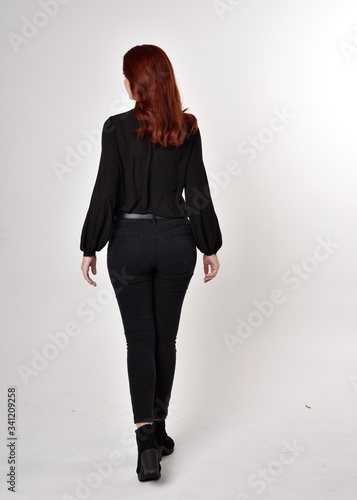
[80,44,222,481]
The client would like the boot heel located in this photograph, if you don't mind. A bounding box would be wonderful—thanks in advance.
[138,449,161,481]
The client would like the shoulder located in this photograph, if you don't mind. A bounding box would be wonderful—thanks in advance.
[186,125,201,145]
[110,108,138,127]
[101,109,137,135]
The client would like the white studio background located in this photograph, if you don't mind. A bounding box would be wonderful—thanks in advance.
[1,0,357,499]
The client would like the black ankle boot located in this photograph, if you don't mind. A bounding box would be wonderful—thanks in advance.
[153,420,175,461]
[135,423,161,481]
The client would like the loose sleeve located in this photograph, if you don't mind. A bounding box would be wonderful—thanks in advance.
[184,128,222,255]
[80,116,120,257]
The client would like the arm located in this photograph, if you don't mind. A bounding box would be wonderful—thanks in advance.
[184,127,222,281]
[80,116,121,285]
[185,129,222,283]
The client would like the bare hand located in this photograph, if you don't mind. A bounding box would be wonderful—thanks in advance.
[81,256,97,286]
[203,253,220,283]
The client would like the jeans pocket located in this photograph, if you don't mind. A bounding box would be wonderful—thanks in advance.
[107,234,143,265]
[168,234,197,271]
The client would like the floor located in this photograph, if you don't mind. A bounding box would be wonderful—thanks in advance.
[4,389,357,500]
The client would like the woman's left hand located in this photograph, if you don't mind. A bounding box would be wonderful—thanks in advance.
[81,256,97,286]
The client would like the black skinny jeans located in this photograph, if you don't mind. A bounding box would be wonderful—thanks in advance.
[106,214,197,424]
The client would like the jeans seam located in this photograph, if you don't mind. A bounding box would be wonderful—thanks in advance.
[167,235,174,261]
[137,236,143,263]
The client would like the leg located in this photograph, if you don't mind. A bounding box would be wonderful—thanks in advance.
[152,219,197,420]
[117,274,157,424]
[107,228,157,424]
[152,271,194,420]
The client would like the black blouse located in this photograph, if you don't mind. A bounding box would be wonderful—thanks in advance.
[80,109,222,257]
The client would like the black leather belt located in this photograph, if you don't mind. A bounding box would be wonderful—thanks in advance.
[117,212,184,220]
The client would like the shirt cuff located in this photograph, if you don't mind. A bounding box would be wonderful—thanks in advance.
[83,251,96,257]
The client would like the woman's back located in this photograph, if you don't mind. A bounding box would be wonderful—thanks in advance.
[110,109,200,215]
[80,108,222,257]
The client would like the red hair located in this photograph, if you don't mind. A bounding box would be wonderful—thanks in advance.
[123,44,198,147]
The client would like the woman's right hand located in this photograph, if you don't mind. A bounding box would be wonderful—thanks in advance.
[203,253,220,283]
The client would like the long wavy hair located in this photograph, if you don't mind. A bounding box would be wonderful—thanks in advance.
[123,44,198,147]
